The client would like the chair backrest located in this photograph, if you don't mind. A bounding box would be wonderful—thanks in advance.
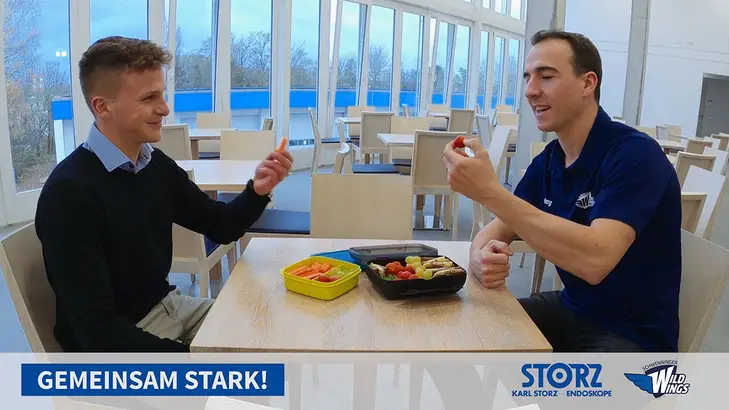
[172,169,207,262]
[220,130,275,161]
[308,108,325,143]
[475,114,492,147]
[447,109,476,134]
[496,112,519,126]
[196,112,231,128]
[411,130,462,195]
[332,143,352,174]
[346,105,373,137]
[262,117,274,131]
[0,222,62,352]
[665,124,682,138]
[685,138,713,154]
[682,165,727,240]
[391,117,430,135]
[703,146,728,175]
[311,173,413,240]
[636,125,657,139]
[678,229,729,352]
[675,152,715,188]
[656,125,669,140]
[360,111,394,153]
[427,103,449,114]
[402,104,412,118]
[531,141,548,161]
[495,104,513,113]
[710,133,729,151]
[680,193,706,233]
[156,124,192,160]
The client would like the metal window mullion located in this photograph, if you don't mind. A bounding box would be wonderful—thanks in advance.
[426,17,439,107]
[317,0,331,135]
[148,0,165,44]
[358,4,371,106]
[390,6,403,112]
[485,27,495,111]
[273,0,292,142]
[418,11,430,115]
[500,33,509,106]
[326,0,343,138]
[444,24,457,107]
[214,0,231,114]
[466,21,481,110]
[166,0,177,124]
[70,0,92,147]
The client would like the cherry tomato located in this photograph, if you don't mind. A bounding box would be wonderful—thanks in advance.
[453,135,466,148]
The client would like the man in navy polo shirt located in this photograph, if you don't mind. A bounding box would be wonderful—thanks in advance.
[443,30,681,352]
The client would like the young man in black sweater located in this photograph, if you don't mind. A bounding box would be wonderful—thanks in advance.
[34,37,294,352]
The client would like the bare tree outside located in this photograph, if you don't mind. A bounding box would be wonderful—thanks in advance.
[4,0,71,191]
[367,44,391,90]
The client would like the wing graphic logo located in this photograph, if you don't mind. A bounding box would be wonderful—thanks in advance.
[624,362,690,398]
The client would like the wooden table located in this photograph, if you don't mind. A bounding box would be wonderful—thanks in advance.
[377,133,414,147]
[188,128,236,159]
[658,140,686,154]
[191,238,552,353]
[336,117,361,125]
[176,159,258,191]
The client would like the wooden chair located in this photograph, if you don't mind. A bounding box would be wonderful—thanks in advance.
[309,107,342,174]
[517,141,549,268]
[678,229,729,352]
[704,146,728,175]
[0,222,62,353]
[332,142,354,174]
[665,124,682,138]
[426,103,449,130]
[675,152,716,187]
[470,126,512,241]
[496,112,519,127]
[402,104,412,118]
[390,116,430,167]
[412,130,463,240]
[475,114,492,147]
[655,125,669,140]
[220,130,275,161]
[447,109,476,134]
[496,104,513,113]
[360,111,394,164]
[711,133,729,151]
[685,138,714,154]
[681,193,707,233]
[171,169,238,298]
[156,124,192,160]
[196,112,232,159]
[636,125,657,139]
[345,105,373,139]
[310,173,413,240]
[683,165,728,240]
[261,117,274,131]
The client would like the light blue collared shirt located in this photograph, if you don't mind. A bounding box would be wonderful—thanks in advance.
[83,124,154,174]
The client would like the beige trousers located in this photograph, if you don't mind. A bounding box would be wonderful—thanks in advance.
[136,288,214,346]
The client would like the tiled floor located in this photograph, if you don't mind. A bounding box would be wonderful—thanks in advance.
[2,168,729,352]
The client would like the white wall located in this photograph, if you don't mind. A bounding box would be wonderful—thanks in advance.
[564,0,632,119]
[641,0,729,136]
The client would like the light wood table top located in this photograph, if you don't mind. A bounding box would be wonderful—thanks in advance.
[176,160,258,191]
[658,140,686,150]
[189,128,237,140]
[377,133,415,147]
[191,238,552,353]
[336,117,361,125]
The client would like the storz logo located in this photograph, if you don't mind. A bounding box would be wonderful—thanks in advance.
[512,363,612,398]
[624,360,690,398]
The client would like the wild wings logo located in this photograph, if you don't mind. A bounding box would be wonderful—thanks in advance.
[624,360,690,398]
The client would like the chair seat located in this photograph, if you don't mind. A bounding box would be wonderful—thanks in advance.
[247,209,311,235]
[352,164,400,174]
[198,152,220,160]
[392,158,411,167]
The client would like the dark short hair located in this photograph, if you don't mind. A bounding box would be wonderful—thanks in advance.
[79,36,172,107]
[531,30,602,102]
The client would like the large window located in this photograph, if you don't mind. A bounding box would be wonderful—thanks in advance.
[477,31,490,113]
[430,20,452,105]
[400,12,424,116]
[505,38,521,107]
[494,0,507,14]
[230,0,273,130]
[3,0,74,192]
[491,35,505,109]
[331,0,367,137]
[90,0,148,43]
[174,0,215,126]
[510,0,522,20]
[366,5,394,111]
[290,0,320,146]
[451,25,470,108]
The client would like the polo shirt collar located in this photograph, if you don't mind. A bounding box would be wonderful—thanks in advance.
[550,106,614,174]
[84,124,153,174]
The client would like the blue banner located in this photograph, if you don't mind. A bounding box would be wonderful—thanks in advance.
[21,363,285,396]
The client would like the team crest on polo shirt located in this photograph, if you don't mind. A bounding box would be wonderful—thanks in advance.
[576,192,595,209]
